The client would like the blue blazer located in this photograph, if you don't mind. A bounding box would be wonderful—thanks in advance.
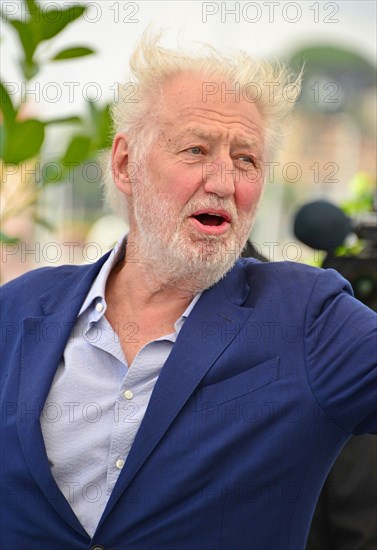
[1,254,376,549]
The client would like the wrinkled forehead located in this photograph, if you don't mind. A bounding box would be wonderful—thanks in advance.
[156,72,265,148]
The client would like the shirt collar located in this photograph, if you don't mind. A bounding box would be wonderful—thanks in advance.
[78,236,126,318]
[173,292,202,333]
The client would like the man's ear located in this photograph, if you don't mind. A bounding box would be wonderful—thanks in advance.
[111,132,133,196]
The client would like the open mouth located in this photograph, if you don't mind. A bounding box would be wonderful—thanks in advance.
[192,213,227,226]
[189,210,232,235]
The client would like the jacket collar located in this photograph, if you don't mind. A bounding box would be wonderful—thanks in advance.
[40,250,112,315]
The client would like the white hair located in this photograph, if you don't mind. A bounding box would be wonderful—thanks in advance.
[101,29,302,218]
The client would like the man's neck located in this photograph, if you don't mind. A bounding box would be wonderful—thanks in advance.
[104,244,197,367]
[105,243,196,321]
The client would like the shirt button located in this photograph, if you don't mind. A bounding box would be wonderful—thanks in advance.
[95,302,103,312]
[124,390,134,400]
[116,459,125,470]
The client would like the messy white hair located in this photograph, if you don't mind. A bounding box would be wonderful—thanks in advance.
[101,29,302,219]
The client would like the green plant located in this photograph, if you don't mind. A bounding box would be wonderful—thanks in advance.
[0,0,112,242]
[334,172,376,257]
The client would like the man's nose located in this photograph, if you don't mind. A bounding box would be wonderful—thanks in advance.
[202,157,236,198]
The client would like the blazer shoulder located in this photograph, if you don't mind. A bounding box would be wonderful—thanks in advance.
[239,257,323,282]
[237,258,354,304]
[0,264,89,313]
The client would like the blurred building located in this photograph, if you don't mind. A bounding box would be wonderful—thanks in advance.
[251,44,376,262]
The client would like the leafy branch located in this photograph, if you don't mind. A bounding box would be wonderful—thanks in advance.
[0,0,112,243]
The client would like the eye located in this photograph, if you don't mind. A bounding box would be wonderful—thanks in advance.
[185,146,203,155]
[237,155,257,166]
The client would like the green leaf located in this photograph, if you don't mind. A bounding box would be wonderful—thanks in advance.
[0,81,17,128]
[87,101,113,150]
[0,231,20,244]
[92,104,113,149]
[25,0,38,13]
[9,19,36,63]
[44,116,81,125]
[20,57,40,81]
[62,135,92,166]
[41,161,66,185]
[51,46,95,61]
[39,5,86,41]
[0,125,6,157]
[1,119,45,164]
[99,105,113,149]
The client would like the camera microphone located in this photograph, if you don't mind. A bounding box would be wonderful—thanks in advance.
[293,200,353,251]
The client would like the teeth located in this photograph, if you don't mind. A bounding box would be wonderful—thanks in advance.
[203,213,223,217]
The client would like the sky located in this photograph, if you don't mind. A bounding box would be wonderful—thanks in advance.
[1,0,376,117]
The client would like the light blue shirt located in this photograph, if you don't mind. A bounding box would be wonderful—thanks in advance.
[40,241,201,537]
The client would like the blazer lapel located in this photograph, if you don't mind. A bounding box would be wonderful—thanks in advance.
[17,253,111,536]
[101,260,255,519]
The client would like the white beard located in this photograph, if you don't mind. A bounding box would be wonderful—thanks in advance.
[129,168,259,294]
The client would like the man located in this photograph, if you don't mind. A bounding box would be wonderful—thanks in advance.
[1,32,376,549]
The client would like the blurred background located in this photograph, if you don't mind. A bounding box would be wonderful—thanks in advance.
[1,0,376,287]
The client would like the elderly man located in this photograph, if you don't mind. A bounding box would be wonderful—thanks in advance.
[1,33,376,549]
